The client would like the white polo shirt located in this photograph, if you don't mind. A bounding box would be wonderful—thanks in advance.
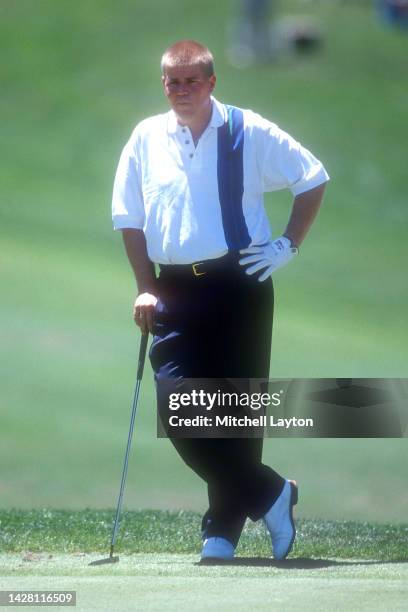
[112,97,329,264]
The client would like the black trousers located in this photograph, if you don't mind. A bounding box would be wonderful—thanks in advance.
[149,254,285,547]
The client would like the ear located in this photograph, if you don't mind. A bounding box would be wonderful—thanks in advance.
[209,74,216,92]
[161,74,167,93]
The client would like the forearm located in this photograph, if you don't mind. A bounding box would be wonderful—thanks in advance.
[121,228,156,293]
[283,182,326,248]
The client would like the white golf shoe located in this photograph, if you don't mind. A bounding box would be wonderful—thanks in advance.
[201,537,235,560]
[263,479,298,560]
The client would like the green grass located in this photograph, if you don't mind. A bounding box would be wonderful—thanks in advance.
[1,555,407,612]
[1,510,407,562]
[0,0,407,526]
[1,511,408,611]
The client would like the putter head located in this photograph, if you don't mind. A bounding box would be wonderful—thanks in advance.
[88,555,119,566]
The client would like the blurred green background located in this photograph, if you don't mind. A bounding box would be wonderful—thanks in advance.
[1,0,407,521]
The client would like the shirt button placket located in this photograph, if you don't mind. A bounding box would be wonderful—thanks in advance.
[180,127,195,163]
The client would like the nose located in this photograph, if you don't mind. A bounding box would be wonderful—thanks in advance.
[176,82,189,96]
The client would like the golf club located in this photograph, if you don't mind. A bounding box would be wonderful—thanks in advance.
[89,332,149,566]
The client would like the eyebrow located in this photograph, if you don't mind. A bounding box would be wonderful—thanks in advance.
[168,75,201,81]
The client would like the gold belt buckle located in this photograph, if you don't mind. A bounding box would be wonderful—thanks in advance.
[192,262,206,277]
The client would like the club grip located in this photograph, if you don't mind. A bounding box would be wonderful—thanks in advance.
[136,333,149,381]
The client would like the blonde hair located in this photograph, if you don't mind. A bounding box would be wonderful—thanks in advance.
[161,40,214,77]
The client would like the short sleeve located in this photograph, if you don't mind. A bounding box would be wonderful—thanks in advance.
[256,119,329,196]
[111,136,145,230]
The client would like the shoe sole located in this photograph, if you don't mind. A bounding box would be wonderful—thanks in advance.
[281,480,298,560]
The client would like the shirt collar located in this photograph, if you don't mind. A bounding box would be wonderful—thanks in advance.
[167,96,226,134]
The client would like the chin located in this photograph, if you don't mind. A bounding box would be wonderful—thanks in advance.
[175,108,195,120]
[176,102,193,110]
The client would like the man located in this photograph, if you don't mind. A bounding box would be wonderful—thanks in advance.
[112,40,329,561]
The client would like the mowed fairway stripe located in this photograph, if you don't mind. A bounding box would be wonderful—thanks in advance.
[1,555,407,611]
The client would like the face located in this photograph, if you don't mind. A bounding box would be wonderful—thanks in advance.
[162,64,216,124]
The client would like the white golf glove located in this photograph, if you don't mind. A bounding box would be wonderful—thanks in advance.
[239,236,298,282]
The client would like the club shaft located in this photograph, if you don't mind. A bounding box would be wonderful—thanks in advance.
[110,334,148,552]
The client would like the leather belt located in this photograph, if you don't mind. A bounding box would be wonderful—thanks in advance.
[159,252,241,278]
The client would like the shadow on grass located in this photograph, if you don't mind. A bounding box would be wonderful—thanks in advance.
[197,557,408,568]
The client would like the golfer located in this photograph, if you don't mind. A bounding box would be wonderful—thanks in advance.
[112,40,329,560]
